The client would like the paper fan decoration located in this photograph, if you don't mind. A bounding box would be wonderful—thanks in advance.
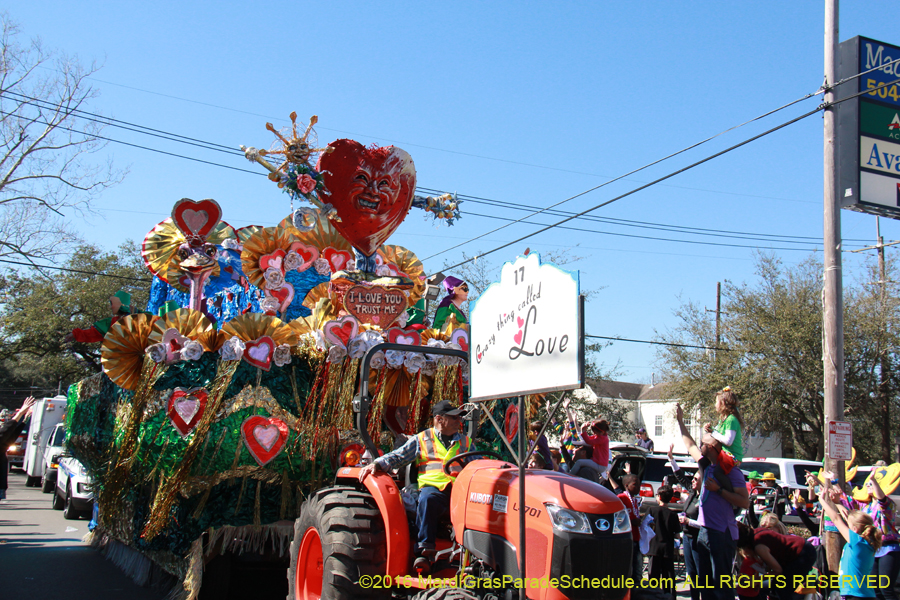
[302,282,334,312]
[278,213,353,253]
[142,219,236,290]
[377,245,425,305]
[240,226,302,288]
[101,313,159,390]
[420,329,451,345]
[220,313,297,347]
[236,225,266,244]
[148,308,219,351]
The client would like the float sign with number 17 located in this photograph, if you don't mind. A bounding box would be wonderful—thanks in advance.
[468,253,584,401]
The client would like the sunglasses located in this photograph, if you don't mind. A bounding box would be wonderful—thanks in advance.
[458,284,469,292]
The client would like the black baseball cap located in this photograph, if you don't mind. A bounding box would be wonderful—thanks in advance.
[432,400,464,417]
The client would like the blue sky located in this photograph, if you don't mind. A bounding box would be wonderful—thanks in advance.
[9,2,900,381]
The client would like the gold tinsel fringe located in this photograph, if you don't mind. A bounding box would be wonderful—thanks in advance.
[141,359,240,541]
[183,538,204,600]
[367,367,389,442]
[253,480,262,527]
[406,370,425,434]
[337,358,360,431]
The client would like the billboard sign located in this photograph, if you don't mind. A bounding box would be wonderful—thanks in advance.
[468,253,584,402]
[837,36,900,218]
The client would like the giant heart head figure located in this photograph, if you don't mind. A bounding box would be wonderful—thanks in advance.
[317,139,416,258]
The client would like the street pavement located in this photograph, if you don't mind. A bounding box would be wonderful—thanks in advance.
[0,468,165,600]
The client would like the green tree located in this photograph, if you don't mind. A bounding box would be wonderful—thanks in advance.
[656,253,900,463]
[0,241,149,408]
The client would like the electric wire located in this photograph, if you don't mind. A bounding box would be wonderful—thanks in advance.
[0,258,152,282]
[586,334,728,352]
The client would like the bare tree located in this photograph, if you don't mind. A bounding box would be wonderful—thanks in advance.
[0,14,123,263]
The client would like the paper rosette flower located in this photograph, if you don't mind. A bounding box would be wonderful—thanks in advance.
[385,350,405,369]
[327,345,347,363]
[264,267,285,289]
[181,340,204,361]
[284,250,303,272]
[147,343,167,364]
[313,258,331,276]
[370,351,386,370]
[219,336,246,361]
[273,344,292,367]
[404,352,426,373]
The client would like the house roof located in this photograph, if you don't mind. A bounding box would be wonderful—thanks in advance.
[586,378,674,402]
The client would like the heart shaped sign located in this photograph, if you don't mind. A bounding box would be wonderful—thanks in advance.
[323,315,359,348]
[450,328,469,353]
[259,249,286,273]
[343,285,408,327]
[317,140,416,258]
[387,327,421,346]
[172,198,222,240]
[167,387,209,436]
[266,283,295,314]
[241,415,289,466]
[288,242,319,272]
[322,247,353,273]
[244,336,275,371]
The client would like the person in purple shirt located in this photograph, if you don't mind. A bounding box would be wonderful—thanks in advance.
[676,403,749,600]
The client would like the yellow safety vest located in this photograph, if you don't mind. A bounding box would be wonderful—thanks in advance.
[416,428,472,491]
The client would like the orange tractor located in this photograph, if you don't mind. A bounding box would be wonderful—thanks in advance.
[287,344,633,600]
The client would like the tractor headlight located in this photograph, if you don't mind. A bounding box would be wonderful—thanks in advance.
[546,504,592,534]
[612,509,632,534]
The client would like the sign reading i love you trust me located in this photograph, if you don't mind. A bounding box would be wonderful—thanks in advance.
[469,253,584,401]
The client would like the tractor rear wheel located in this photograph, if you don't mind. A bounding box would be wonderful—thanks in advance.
[287,486,389,600]
[410,588,480,600]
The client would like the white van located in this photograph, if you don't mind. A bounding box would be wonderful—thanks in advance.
[23,396,67,487]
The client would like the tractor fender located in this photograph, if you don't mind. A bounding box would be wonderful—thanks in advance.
[335,466,411,577]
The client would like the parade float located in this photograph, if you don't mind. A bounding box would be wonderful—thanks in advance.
[65,114,482,593]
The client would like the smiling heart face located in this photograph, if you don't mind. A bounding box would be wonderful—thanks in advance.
[167,387,209,436]
[241,415,289,466]
[317,139,416,257]
[243,336,275,370]
[172,198,222,240]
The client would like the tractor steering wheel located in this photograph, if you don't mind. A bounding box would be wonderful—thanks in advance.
[442,450,508,476]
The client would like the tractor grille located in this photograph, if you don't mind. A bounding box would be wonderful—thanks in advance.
[550,529,632,600]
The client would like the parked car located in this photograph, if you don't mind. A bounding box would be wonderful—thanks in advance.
[23,396,67,487]
[6,427,28,469]
[40,423,66,493]
[739,457,822,493]
[52,456,93,520]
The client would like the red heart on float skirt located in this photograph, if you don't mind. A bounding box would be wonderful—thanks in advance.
[322,247,353,272]
[505,403,519,443]
[167,387,209,436]
[172,198,222,240]
[259,249,286,273]
[288,242,319,272]
[317,139,416,258]
[244,336,275,371]
[387,327,421,346]
[241,415,289,466]
[323,316,359,348]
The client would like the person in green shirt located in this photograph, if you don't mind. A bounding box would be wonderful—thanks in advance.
[703,386,744,467]
[433,276,468,332]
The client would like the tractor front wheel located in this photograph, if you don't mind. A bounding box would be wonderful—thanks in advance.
[287,486,389,600]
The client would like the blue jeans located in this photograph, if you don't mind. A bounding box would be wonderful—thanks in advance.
[697,526,736,600]
[632,540,643,581]
[416,485,451,554]
[875,549,900,600]
[683,533,702,600]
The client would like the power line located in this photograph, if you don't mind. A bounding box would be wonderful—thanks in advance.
[0,258,152,282]
[586,334,729,352]
[434,105,825,269]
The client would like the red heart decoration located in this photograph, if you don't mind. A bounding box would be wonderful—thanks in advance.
[244,336,275,371]
[241,415,289,466]
[514,330,523,345]
[317,140,416,257]
[167,387,209,436]
[322,247,353,272]
[450,329,469,353]
[504,403,519,443]
[172,198,222,240]
[323,316,359,347]
[387,327,421,346]
[267,283,295,313]
[260,249,287,273]
[288,242,319,272]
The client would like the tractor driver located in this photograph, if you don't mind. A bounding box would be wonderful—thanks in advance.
[358,400,471,572]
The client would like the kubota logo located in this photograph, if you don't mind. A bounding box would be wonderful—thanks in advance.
[469,492,493,505]
[595,518,610,531]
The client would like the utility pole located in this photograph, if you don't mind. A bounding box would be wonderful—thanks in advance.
[850,217,900,461]
[822,0,844,573]
[704,282,723,360]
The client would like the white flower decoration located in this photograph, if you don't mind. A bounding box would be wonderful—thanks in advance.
[274,344,292,367]
[314,258,331,276]
[376,265,393,277]
[312,330,327,351]
[327,345,347,363]
[422,360,437,376]
[370,351,385,370]
[404,352,426,374]
[147,343,168,364]
[222,238,242,251]
[181,340,204,361]
[260,295,281,314]
[219,336,246,361]
[395,309,410,328]
[284,251,304,272]
[385,350,405,369]
[264,267,285,289]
